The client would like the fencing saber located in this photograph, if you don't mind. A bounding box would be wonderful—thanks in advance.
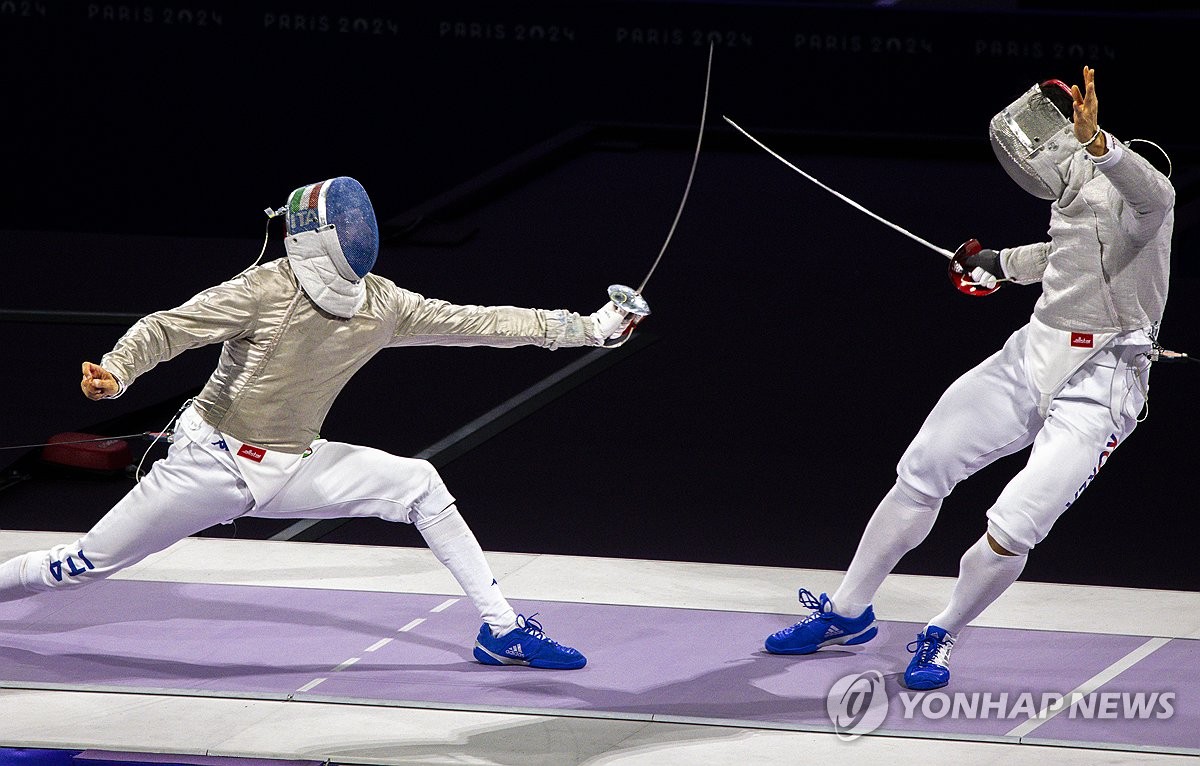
[603,40,715,346]
[722,115,1001,296]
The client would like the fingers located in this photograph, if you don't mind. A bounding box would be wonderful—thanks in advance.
[1072,66,1095,104]
[81,376,106,399]
[1069,65,1100,146]
[80,361,115,400]
[82,361,108,382]
[81,378,106,400]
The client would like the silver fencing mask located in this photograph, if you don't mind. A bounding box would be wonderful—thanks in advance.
[989,80,1076,200]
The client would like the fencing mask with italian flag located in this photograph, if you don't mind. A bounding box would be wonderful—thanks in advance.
[281,176,379,318]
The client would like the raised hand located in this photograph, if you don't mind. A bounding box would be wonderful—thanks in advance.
[81,361,119,400]
[1071,65,1105,154]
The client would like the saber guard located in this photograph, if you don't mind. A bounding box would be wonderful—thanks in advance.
[948,239,1001,297]
[603,284,651,348]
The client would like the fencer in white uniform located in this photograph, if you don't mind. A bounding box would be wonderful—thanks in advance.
[0,176,639,670]
[763,66,1175,689]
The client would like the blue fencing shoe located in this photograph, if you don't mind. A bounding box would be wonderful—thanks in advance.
[764,588,878,655]
[905,624,956,690]
[473,613,586,669]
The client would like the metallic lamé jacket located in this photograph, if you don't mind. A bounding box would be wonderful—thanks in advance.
[102,258,595,453]
[999,134,1175,334]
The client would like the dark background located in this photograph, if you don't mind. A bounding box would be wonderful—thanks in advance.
[2,1,1197,591]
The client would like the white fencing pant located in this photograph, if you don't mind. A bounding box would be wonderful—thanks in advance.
[897,323,1149,554]
[0,413,455,601]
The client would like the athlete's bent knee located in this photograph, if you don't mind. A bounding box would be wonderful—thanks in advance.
[894,476,943,513]
[986,531,1018,556]
[986,521,1032,556]
[389,458,455,527]
[411,502,459,531]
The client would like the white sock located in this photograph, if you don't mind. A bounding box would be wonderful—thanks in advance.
[928,534,1027,635]
[831,482,940,616]
[416,505,517,635]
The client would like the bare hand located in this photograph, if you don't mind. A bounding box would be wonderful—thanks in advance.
[81,361,119,400]
[1071,65,1105,154]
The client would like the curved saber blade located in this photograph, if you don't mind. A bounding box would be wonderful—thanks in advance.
[722,115,955,259]
[636,40,715,293]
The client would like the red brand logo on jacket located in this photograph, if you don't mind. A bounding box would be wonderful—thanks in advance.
[1070,332,1094,348]
[237,444,266,463]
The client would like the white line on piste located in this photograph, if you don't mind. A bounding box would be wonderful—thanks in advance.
[297,654,361,693]
[398,618,425,632]
[331,657,360,673]
[431,598,459,613]
[365,637,393,652]
[1006,636,1171,737]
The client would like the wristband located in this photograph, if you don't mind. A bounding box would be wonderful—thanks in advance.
[1078,127,1101,148]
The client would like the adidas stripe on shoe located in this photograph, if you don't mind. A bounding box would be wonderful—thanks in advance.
[765,588,878,655]
[473,613,586,670]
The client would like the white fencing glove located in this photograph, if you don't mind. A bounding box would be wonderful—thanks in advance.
[586,301,633,346]
[962,248,1003,290]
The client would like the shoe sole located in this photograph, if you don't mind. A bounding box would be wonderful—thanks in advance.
[473,643,587,670]
[904,673,949,690]
[765,624,878,655]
